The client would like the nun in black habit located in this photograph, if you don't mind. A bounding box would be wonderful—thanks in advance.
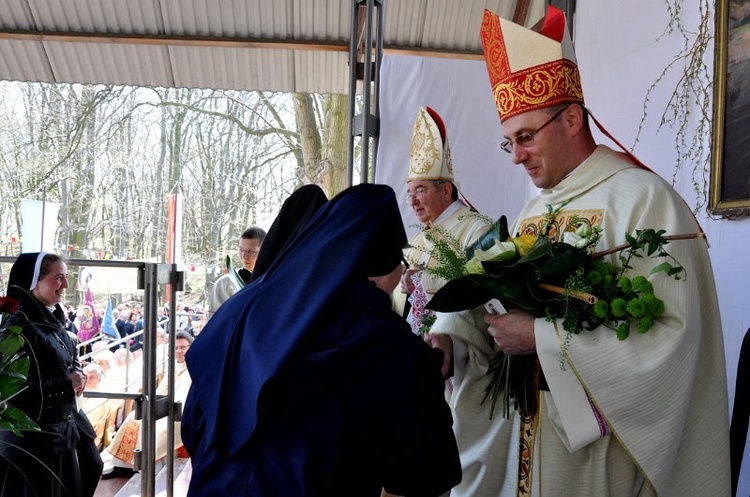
[182,183,461,496]
[250,183,328,281]
[0,252,102,497]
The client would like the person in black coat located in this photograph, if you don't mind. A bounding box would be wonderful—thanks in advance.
[183,184,462,496]
[0,252,102,497]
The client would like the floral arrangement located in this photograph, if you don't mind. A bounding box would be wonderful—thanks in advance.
[422,214,702,419]
[0,296,40,435]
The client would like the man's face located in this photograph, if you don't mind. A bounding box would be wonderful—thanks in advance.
[501,107,573,189]
[238,237,262,272]
[175,338,191,363]
[406,180,451,225]
[85,372,100,390]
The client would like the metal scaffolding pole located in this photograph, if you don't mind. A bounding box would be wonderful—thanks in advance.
[346,0,384,186]
[129,262,183,497]
[137,263,158,497]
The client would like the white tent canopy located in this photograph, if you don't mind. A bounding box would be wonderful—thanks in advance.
[0,0,545,93]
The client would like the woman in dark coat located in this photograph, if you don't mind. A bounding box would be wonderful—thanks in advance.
[0,252,102,497]
[182,184,462,496]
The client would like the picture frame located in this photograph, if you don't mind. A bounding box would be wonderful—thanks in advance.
[710,0,750,217]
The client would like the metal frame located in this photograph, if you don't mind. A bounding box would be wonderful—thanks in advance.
[133,262,184,497]
[347,0,384,186]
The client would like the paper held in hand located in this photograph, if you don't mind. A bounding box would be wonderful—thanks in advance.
[484,298,507,315]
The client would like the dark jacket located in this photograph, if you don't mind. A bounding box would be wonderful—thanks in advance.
[183,184,461,496]
[2,293,79,425]
[0,292,99,497]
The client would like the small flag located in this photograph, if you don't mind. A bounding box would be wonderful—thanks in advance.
[101,297,120,339]
[77,287,100,342]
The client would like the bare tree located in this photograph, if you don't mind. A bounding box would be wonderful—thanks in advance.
[0,81,353,303]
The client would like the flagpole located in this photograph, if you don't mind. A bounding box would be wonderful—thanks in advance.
[39,186,46,251]
[166,182,182,305]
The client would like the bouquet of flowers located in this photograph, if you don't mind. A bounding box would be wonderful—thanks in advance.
[421,214,702,419]
[0,296,41,435]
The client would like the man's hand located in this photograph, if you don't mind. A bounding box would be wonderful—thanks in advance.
[484,310,536,355]
[424,333,453,379]
[70,370,86,397]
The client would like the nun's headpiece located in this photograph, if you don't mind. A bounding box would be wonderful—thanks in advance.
[7,252,48,300]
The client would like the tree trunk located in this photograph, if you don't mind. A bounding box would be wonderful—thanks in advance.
[293,93,322,187]
[321,94,349,196]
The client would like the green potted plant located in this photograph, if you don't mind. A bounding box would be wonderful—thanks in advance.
[0,296,41,435]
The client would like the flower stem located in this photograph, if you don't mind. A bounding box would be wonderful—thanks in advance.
[538,283,598,304]
[590,232,706,259]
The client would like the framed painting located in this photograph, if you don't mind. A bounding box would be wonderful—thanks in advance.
[711,0,750,216]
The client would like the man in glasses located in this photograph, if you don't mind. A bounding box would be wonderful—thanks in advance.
[388,106,504,497]
[208,226,266,318]
[394,106,490,338]
[432,6,729,496]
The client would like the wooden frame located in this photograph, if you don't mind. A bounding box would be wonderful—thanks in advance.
[710,0,750,216]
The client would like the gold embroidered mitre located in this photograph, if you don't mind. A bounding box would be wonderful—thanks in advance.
[408,106,454,182]
[480,6,584,122]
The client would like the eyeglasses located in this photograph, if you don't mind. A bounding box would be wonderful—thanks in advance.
[238,249,259,256]
[499,105,570,154]
[401,255,410,275]
[405,181,445,202]
[405,188,429,202]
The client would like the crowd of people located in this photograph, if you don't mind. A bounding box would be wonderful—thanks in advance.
[0,6,733,497]
[77,303,200,480]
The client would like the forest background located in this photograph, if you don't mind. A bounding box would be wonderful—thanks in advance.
[0,81,358,306]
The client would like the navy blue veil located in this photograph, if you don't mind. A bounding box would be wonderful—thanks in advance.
[184,183,407,455]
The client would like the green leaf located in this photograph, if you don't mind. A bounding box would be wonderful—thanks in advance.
[466,215,510,261]
[625,232,638,247]
[0,406,42,436]
[8,356,29,375]
[534,243,590,283]
[0,334,23,357]
[0,370,28,398]
[0,322,39,436]
[426,275,497,313]
[650,262,674,276]
[668,266,684,276]
[226,254,246,290]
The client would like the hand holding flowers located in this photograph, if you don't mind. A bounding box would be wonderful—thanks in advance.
[421,213,704,418]
[485,311,536,356]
